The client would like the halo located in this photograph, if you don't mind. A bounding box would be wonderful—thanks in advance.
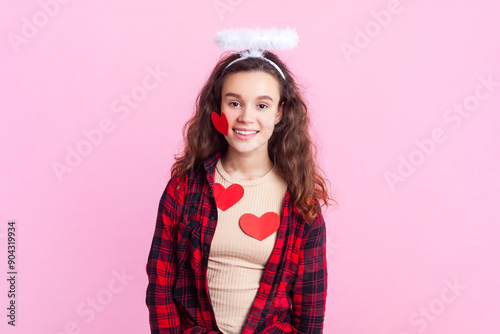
[215,27,299,51]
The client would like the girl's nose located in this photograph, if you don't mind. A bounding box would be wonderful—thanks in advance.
[237,106,254,123]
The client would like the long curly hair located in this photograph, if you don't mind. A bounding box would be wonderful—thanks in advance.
[172,50,335,222]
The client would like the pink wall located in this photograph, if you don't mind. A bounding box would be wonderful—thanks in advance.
[1,1,499,333]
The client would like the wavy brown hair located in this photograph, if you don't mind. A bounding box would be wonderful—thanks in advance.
[172,50,335,222]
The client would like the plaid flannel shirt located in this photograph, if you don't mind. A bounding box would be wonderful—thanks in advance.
[145,152,327,333]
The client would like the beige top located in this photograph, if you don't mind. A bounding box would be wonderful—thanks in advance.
[207,159,288,334]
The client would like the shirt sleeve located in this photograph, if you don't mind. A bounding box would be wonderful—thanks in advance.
[291,209,328,334]
[146,175,186,334]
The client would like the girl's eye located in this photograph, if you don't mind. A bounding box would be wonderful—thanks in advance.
[258,104,268,109]
[229,101,240,107]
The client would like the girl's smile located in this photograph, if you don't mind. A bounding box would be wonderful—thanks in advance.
[233,128,259,139]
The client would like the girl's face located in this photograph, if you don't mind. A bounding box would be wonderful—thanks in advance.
[220,70,282,158]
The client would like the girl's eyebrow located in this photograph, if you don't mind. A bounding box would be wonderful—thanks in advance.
[224,92,274,102]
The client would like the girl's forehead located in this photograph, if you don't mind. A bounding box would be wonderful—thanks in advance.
[222,71,281,97]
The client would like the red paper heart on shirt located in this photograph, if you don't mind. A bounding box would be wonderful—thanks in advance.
[213,183,244,211]
[211,112,228,136]
[239,212,280,241]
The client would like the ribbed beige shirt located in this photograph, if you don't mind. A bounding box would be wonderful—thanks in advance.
[207,159,288,334]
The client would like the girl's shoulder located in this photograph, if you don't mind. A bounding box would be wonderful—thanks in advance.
[165,165,207,199]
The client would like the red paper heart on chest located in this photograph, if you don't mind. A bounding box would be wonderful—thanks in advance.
[239,212,280,241]
[213,183,244,211]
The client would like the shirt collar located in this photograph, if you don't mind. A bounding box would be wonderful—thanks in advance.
[202,152,222,174]
[201,151,222,187]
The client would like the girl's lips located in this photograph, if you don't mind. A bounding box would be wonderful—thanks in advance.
[233,129,259,140]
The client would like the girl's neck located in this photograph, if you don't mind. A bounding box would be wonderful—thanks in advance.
[220,148,274,181]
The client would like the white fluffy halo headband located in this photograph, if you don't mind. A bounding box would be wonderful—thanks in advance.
[214,27,299,81]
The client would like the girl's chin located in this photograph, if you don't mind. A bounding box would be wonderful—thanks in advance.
[226,144,266,156]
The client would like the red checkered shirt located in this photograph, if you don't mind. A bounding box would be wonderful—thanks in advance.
[145,152,328,333]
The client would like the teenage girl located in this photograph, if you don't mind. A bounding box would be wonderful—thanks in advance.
[146,48,333,334]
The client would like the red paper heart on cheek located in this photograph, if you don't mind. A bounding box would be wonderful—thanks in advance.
[211,112,228,136]
[239,212,280,241]
[213,183,244,211]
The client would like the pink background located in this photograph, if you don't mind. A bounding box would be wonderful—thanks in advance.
[1,1,499,333]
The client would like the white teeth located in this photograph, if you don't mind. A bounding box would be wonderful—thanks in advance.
[234,130,258,135]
